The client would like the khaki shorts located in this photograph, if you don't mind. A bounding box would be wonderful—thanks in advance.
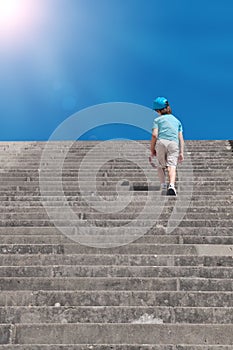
[155,139,179,168]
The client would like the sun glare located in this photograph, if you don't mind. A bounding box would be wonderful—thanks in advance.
[0,0,20,19]
[0,0,25,27]
[0,0,43,44]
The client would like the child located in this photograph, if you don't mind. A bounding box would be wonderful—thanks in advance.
[150,96,184,196]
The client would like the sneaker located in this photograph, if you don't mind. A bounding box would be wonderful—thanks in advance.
[167,185,177,196]
[161,184,167,196]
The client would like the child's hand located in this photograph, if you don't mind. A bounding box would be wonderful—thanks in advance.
[178,153,184,163]
[149,155,156,168]
[151,149,156,157]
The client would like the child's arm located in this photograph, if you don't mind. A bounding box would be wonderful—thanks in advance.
[178,131,184,162]
[150,128,158,156]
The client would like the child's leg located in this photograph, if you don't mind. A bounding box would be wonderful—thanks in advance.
[155,140,167,185]
[167,141,179,194]
[157,167,166,184]
[167,166,176,185]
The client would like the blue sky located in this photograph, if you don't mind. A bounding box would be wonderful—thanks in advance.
[0,0,232,141]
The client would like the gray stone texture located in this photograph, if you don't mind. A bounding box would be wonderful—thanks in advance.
[0,140,232,347]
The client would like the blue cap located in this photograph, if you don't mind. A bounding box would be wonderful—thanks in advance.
[153,97,169,110]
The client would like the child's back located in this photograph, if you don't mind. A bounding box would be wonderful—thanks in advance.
[150,97,184,196]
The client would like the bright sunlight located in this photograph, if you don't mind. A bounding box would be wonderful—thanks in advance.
[0,0,43,44]
[0,0,21,21]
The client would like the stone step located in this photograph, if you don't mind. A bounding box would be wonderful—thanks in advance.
[0,206,232,214]
[0,141,229,148]
[0,139,232,348]
[6,149,228,154]
[0,235,180,245]
[68,147,232,152]
[0,254,233,267]
[2,161,230,168]
[2,323,233,345]
[0,265,233,279]
[1,290,233,307]
[1,178,228,184]
[0,277,177,291]
[3,149,230,155]
[0,149,231,154]
[2,160,230,165]
[1,235,233,245]
[1,144,228,148]
[0,244,233,255]
[1,150,229,155]
[0,148,229,154]
[42,194,233,200]
[1,152,230,158]
[0,143,229,147]
[0,178,231,183]
[2,143,229,147]
[0,142,229,148]
[0,172,228,179]
[0,156,231,162]
[0,212,232,221]
[0,143,229,148]
[0,170,228,176]
[0,138,227,142]
[0,178,232,184]
[0,226,231,236]
[0,192,231,199]
[2,165,232,170]
[0,182,229,189]
[1,181,230,187]
[0,197,230,206]
[0,184,231,191]
[0,199,232,207]
[5,154,220,161]
[0,345,180,350]
[0,205,231,213]
[0,159,231,165]
[0,141,228,145]
[1,305,233,324]
[1,276,233,291]
[0,219,231,228]
[7,145,228,150]
[0,178,229,184]
[2,189,230,196]
[1,183,230,190]
[7,156,232,161]
[0,198,231,206]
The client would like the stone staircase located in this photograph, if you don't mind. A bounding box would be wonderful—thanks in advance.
[0,140,232,349]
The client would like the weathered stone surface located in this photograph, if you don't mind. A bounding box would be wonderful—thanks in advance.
[0,325,10,344]
[0,277,177,291]
[2,264,233,280]
[0,140,232,347]
[0,305,228,324]
[2,305,233,325]
[0,291,233,308]
[0,225,232,235]
[13,324,233,344]
[0,244,198,255]
[51,265,233,279]
[0,244,64,254]
[179,278,233,291]
[3,253,233,269]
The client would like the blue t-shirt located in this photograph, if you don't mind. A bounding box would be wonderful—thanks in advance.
[152,114,183,144]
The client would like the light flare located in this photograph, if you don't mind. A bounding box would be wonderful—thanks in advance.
[0,0,43,44]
